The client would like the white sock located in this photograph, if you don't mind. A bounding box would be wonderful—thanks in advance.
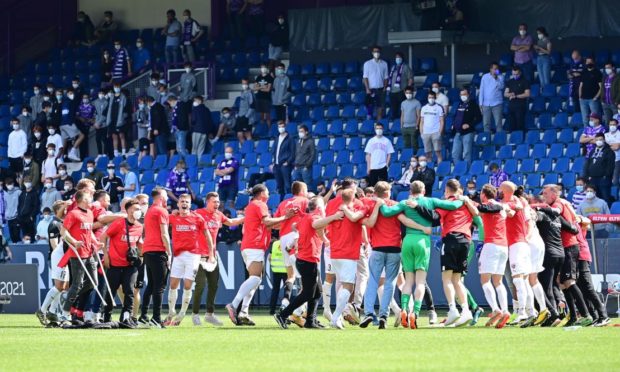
[496,284,508,313]
[168,288,178,316]
[332,288,351,322]
[460,301,470,313]
[322,282,332,313]
[241,287,258,315]
[179,289,193,316]
[51,291,64,315]
[232,276,261,308]
[390,298,401,315]
[41,287,60,313]
[482,282,499,312]
[512,299,520,312]
[525,281,535,315]
[532,282,547,311]
[512,277,527,316]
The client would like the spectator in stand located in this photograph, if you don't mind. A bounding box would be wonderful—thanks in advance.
[191,95,215,158]
[101,163,124,212]
[479,62,505,133]
[158,83,170,105]
[34,101,52,130]
[132,38,151,73]
[93,90,109,158]
[292,124,315,190]
[567,50,584,113]
[489,162,509,188]
[30,85,44,115]
[400,86,421,152]
[579,56,603,125]
[411,155,435,195]
[41,143,62,182]
[4,177,21,242]
[363,46,388,121]
[76,93,95,159]
[389,52,414,120]
[30,126,47,165]
[46,124,63,158]
[61,178,75,201]
[533,27,552,87]
[93,11,118,45]
[84,160,104,187]
[163,9,182,65]
[17,177,39,241]
[50,89,63,127]
[8,118,28,176]
[181,9,204,63]
[179,63,197,104]
[167,95,189,157]
[510,23,534,83]
[17,106,33,143]
[111,40,131,82]
[35,207,53,244]
[101,50,113,86]
[268,15,288,70]
[504,65,531,132]
[576,185,611,238]
[431,82,450,114]
[451,88,481,164]
[212,107,236,144]
[216,147,240,210]
[147,95,169,156]
[119,162,139,199]
[465,180,480,203]
[21,152,40,191]
[602,63,620,124]
[40,178,61,213]
[165,159,195,205]
[272,121,295,198]
[584,132,614,204]
[71,11,95,46]
[580,113,606,167]
[420,91,445,163]
[572,177,587,209]
[605,119,620,188]
[107,83,129,157]
[246,0,265,36]
[135,96,153,158]
[60,89,84,162]
[392,156,417,199]
[254,63,273,127]
[236,79,255,144]
[272,62,291,123]
[228,0,246,41]
[147,73,161,100]
[72,77,84,100]
[365,122,394,186]
[55,164,70,192]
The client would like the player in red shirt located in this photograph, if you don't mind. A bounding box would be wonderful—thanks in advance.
[192,192,244,327]
[100,199,144,325]
[165,194,213,326]
[226,184,295,325]
[274,197,344,329]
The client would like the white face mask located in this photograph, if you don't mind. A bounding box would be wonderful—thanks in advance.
[537,33,543,40]
[113,87,121,93]
[82,99,89,104]
[22,111,28,116]
[136,42,142,48]
[606,68,614,75]
[460,95,468,102]
[87,167,95,173]
[519,30,526,36]
[47,87,54,93]
[140,205,148,214]
[585,191,595,200]
[372,52,380,59]
[47,149,55,155]
[6,185,14,191]
[56,95,63,101]
[34,89,40,95]
[276,68,284,76]
[298,131,306,139]
[44,215,52,221]
[12,124,20,131]
[107,169,115,175]
[241,84,249,90]
[114,44,121,50]
[59,170,67,176]
[24,158,31,164]
[193,101,200,107]
[428,98,435,105]
[64,185,71,191]
[43,96,50,101]
[419,161,427,168]
[410,161,417,168]
[48,129,55,135]
[224,152,233,160]
[260,67,268,74]
[223,113,230,118]
[375,129,383,136]
[72,83,79,89]
[24,182,32,189]
[405,93,413,100]
[44,183,52,189]
[395,57,403,65]
[185,68,191,73]
[589,120,595,127]
[34,132,41,139]
[151,80,158,86]
[278,18,284,25]
[98,94,105,100]
[610,125,618,132]
[432,87,439,94]
[138,103,145,109]
[132,210,143,220]
[596,140,604,147]
[278,127,286,134]
[67,94,74,100]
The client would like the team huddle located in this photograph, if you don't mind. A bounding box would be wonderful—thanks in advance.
[34,176,610,330]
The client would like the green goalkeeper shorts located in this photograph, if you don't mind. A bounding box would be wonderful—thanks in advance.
[401,233,430,273]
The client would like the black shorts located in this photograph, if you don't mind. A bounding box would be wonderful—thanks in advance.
[108,125,125,136]
[235,116,251,132]
[365,88,386,107]
[255,98,272,113]
[560,245,580,282]
[139,138,151,152]
[273,104,286,121]
[440,233,470,274]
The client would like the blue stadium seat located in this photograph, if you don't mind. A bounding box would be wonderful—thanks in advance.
[301,63,315,76]
[307,93,321,106]
[291,94,306,107]
[498,145,513,160]
[323,164,337,179]
[290,79,303,94]
[547,96,563,114]
[316,62,330,75]
[258,154,272,168]
[141,171,154,185]
[256,140,269,154]
[537,158,552,172]
[332,137,346,151]
[610,202,620,214]
[453,161,468,176]
[541,129,557,144]
[355,106,368,119]
[200,168,214,183]
[498,53,512,68]
[571,157,585,173]
[538,113,552,129]
[470,160,485,175]
[525,131,540,145]
[508,131,523,145]
[436,161,451,178]
[526,173,541,187]
[553,112,568,128]
[304,78,318,92]
[334,77,348,91]
[570,114,583,128]
[360,120,374,135]
[503,159,518,175]
[340,164,354,177]
[554,157,570,172]
[562,172,576,187]
[341,105,355,119]
[481,147,496,161]
[352,91,366,105]
[287,64,301,77]
[558,128,573,143]
[330,62,344,75]
[541,84,556,98]
[329,119,344,136]
[388,164,402,179]
[156,170,169,185]
[544,173,559,185]
[355,164,367,178]
[335,150,349,163]
[422,73,439,88]
[310,107,324,121]
[514,144,529,159]
[530,96,546,114]
[316,138,330,151]
[532,143,547,158]
[243,153,257,167]
[312,120,327,136]
[565,143,581,158]
[420,58,437,73]
[319,150,334,165]
[520,159,535,173]
[322,92,337,105]
[344,61,358,75]
[351,150,365,164]
[139,155,153,170]
[548,143,564,159]
[336,92,351,104]
[349,77,363,91]
[319,77,332,92]
[349,137,362,150]
[475,174,490,189]
[475,132,491,146]
[268,195,281,210]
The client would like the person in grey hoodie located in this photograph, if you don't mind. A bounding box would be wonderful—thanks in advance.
[93,89,109,157]
[40,177,62,212]
[292,124,315,190]
[235,78,255,144]
[576,185,611,238]
[272,62,291,123]
[3,177,22,243]
[179,62,197,103]
[106,83,128,157]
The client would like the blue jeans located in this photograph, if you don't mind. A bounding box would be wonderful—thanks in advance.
[292,166,313,191]
[364,250,401,318]
[165,45,180,65]
[516,61,534,84]
[154,133,168,156]
[452,132,473,164]
[273,164,292,197]
[175,130,189,156]
[536,55,551,87]
[579,98,601,127]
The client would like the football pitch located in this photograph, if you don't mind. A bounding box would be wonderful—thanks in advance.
[1,312,618,371]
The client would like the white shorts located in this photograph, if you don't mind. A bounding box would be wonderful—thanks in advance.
[478,243,508,275]
[331,258,357,284]
[280,231,299,268]
[241,248,265,270]
[508,242,532,276]
[170,251,200,280]
[528,237,545,274]
[60,124,80,141]
[50,247,69,282]
[323,246,334,275]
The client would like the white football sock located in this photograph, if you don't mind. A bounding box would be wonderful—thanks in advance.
[241,287,258,315]
[232,276,261,308]
[168,288,178,316]
[525,281,535,315]
[512,277,527,316]
[332,288,351,322]
[482,282,499,312]
[41,287,60,313]
[532,282,547,311]
[178,289,193,316]
[496,284,509,313]
[322,282,333,313]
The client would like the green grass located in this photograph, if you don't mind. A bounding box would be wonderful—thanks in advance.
[1,312,619,371]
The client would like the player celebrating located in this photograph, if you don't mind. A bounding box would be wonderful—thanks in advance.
[225,184,295,325]
[165,194,214,326]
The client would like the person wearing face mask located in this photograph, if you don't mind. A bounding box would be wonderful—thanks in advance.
[214,145,238,209]
[59,88,85,162]
[157,83,170,105]
[488,163,509,188]
[40,177,62,212]
[46,124,64,158]
[34,101,52,129]
[101,164,125,212]
[36,207,54,243]
[42,143,63,182]
[605,119,620,188]
[452,89,481,165]
[17,176,40,242]
[579,57,603,126]
[111,40,131,82]
[236,78,256,144]
[146,73,161,101]
[576,185,611,239]
[271,62,291,123]
[292,125,316,190]
[30,126,47,165]
[213,107,236,144]
[61,179,76,202]
[602,63,620,124]
[30,84,44,115]
[180,9,203,63]
[400,86,421,151]
[464,181,480,203]
[533,27,552,87]
[107,83,129,157]
[21,152,40,191]
[82,160,101,187]
[388,53,414,121]
[254,64,274,127]
[51,90,64,125]
[510,23,534,83]
[17,105,33,142]
[584,132,615,204]
[55,164,71,192]
[101,49,113,85]
[479,62,505,133]
[565,49,584,112]
[179,63,197,103]
[162,9,182,65]
[579,113,606,167]
[393,156,418,199]
[93,10,118,45]
[134,97,152,159]
[364,123,394,187]
[420,92,445,163]
[571,177,587,210]
[76,94,95,159]
[268,15,289,71]
[132,37,151,73]
[146,95,169,156]
[4,177,22,243]
[411,156,435,195]
[71,78,84,102]
[8,118,28,176]
[504,65,531,132]
[119,162,139,199]
[430,83,450,114]
[166,94,189,157]
[165,159,196,205]
[272,121,295,199]
[363,46,389,121]
[190,95,214,158]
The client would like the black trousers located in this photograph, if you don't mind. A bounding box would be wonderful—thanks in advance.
[192,263,220,314]
[508,102,527,132]
[248,172,274,188]
[64,257,97,312]
[141,252,169,322]
[538,255,564,317]
[7,219,20,243]
[75,121,90,158]
[280,259,321,322]
[18,216,35,240]
[368,167,388,187]
[424,284,435,311]
[95,127,108,156]
[577,260,608,319]
[390,91,405,120]
[270,272,288,314]
[104,265,138,320]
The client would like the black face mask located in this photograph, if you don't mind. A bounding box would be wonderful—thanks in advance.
[586,63,595,69]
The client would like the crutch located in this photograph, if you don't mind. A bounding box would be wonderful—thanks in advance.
[94,252,117,307]
[68,245,107,307]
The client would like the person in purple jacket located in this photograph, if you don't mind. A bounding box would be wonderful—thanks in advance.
[215,147,240,210]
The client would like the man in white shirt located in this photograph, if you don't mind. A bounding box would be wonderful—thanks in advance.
[364,122,394,186]
[431,82,450,114]
[363,46,389,121]
[605,118,620,187]
[8,118,28,176]
[420,92,445,163]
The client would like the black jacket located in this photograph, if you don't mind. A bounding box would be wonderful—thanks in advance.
[452,100,482,135]
[272,134,296,166]
[412,167,435,195]
[585,145,615,179]
[294,135,316,169]
[270,23,289,48]
[149,102,169,135]
[18,188,40,221]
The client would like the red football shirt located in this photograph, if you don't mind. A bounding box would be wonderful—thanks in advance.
[195,208,231,256]
[325,195,367,260]
[105,218,143,267]
[576,224,592,262]
[366,199,402,249]
[241,200,271,251]
[296,211,323,263]
[63,207,94,258]
[142,200,170,254]
[480,202,508,246]
[505,201,527,246]
[274,196,308,236]
[553,198,579,248]
[91,202,110,241]
[169,212,206,256]
[436,196,473,239]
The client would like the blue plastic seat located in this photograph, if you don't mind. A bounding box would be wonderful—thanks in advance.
[610,201,620,214]
[475,174,490,189]
[310,107,324,121]
[316,138,330,151]
[520,159,535,173]
[312,120,327,136]
[436,161,451,178]
[422,73,439,88]
[322,92,337,105]
[330,62,344,75]
[420,58,437,73]
[306,93,321,106]
[503,159,518,175]
[301,63,315,76]
[565,143,581,158]
[344,61,358,75]
[562,172,576,187]
[291,94,306,107]
[360,120,374,135]
[545,173,559,185]
[548,143,564,159]
[335,150,350,163]
[319,150,334,165]
[287,64,301,77]
[508,131,523,145]
[537,158,552,173]
[480,147,496,161]
[334,77,348,91]
[538,113,552,129]
[558,128,573,143]
[525,131,540,145]
[475,132,491,146]
[542,129,557,144]
[290,79,303,94]
[532,143,547,158]
[349,137,362,150]
[553,112,568,128]
[541,84,556,98]
[570,114,583,128]
[453,161,468,176]
[304,78,318,93]
[355,164,367,178]
[258,154,272,168]
[526,173,541,187]
[351,150,365,164]
[341,105,355,119]
[554,157,570,173]
[355,106,368,119]
[332,137,346,151]
[492,131,507,146]
[139,155,153,170]
[530,96,546,114]
[329,119,343,136]
[547,96,563,114]
[349,77,363,91]
[323,164,337,179]
[571,157,585,173]
[470,160,485,175]
[268,194,281,210]
[352,91,366,105]
[336,92,351,105]
[339,164,354,177]
[140,170,154,185]
[315,62,330,76]
[498,145,513,160]
[319,77,332,92]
